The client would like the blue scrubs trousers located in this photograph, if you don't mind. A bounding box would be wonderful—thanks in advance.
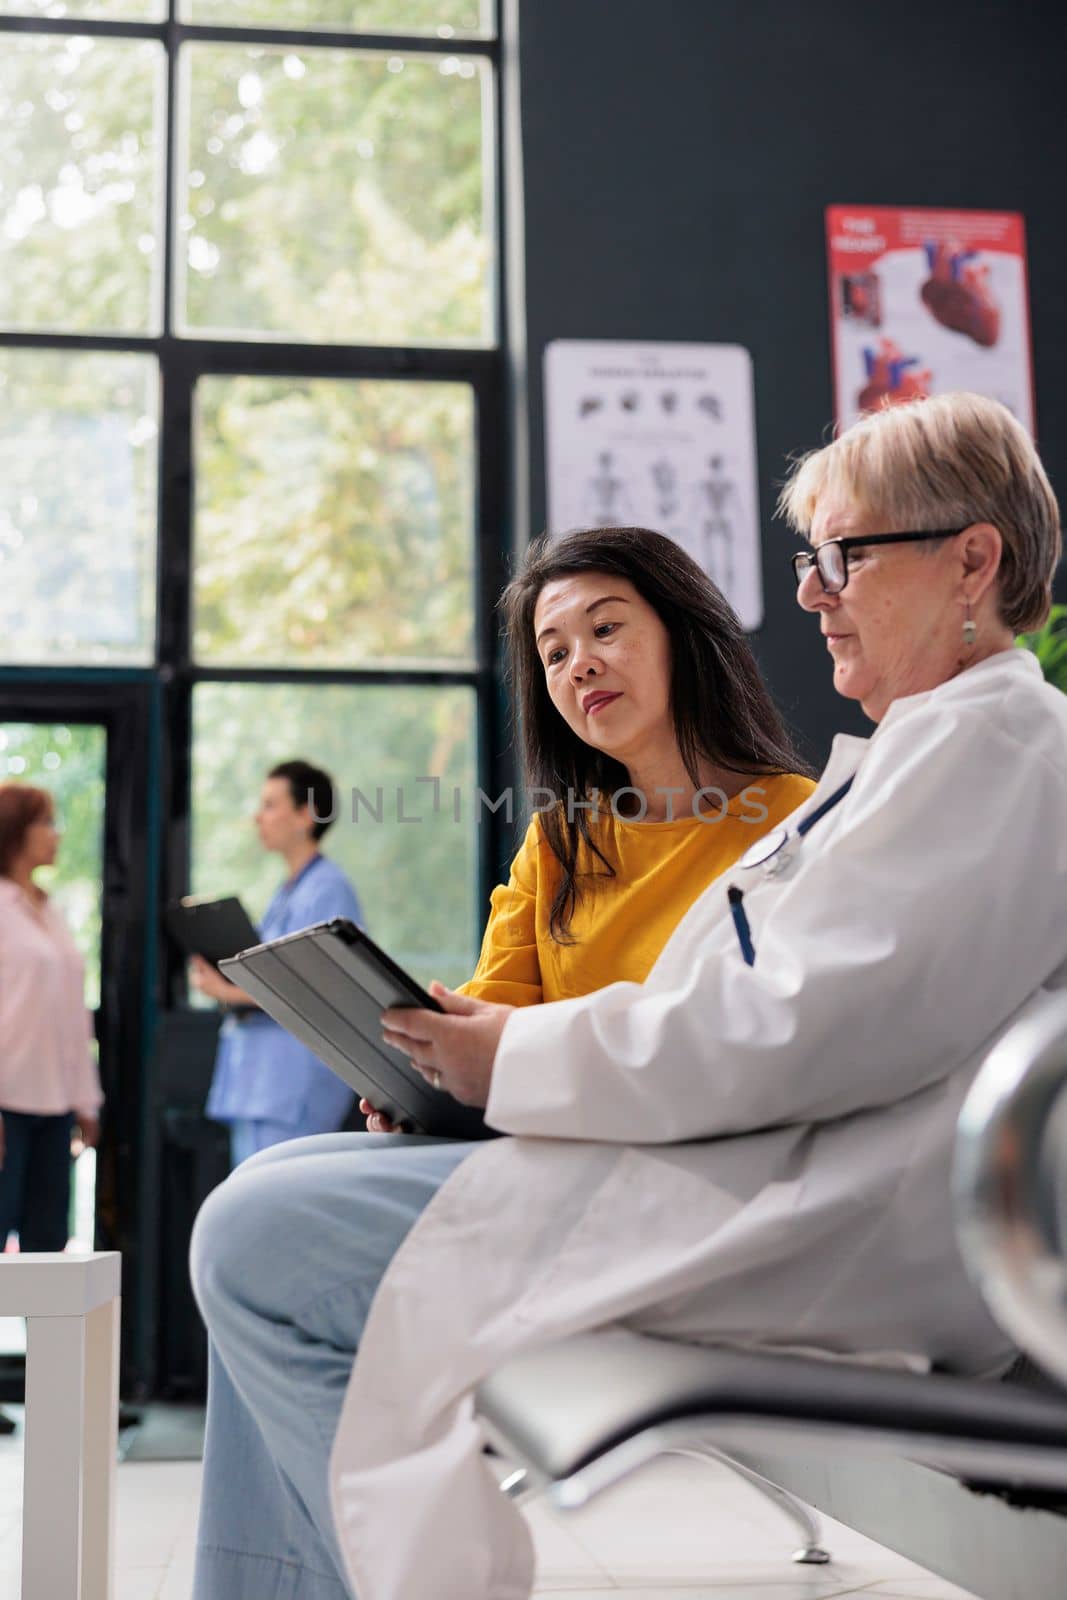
[228,1116,315,1168]
[190,1131,477,1600]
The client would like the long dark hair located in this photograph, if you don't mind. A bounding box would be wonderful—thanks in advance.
[501,526,809,942]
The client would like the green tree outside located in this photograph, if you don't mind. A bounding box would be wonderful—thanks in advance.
[0,347,159,664]
[0,34,164,334]
[179,42,490,343]
[0,721,106,1006]
[194,374,475,666]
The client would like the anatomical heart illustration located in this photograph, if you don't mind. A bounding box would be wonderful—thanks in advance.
[920,242,1000,347]
[857,339,932,414]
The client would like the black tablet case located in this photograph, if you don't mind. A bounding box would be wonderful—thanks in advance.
[220,919,489,1140]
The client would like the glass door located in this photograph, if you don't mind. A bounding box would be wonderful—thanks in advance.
[0,679,157,1394]
[0,720,107,1225]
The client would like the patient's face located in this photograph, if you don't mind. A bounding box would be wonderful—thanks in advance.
[533,572,674,772]
[23,809,59,870]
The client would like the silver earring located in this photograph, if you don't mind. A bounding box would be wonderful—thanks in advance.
[962,602,977,649]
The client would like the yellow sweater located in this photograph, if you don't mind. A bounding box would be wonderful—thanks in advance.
[464,773,815,1006]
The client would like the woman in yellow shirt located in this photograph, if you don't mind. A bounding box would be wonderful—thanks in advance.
[191,524,815,1598]
[365,525,813,1123]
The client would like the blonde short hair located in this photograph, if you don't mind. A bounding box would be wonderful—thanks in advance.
[778,393,1061,632]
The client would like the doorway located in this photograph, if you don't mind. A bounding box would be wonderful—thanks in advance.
[0,718,106,1227]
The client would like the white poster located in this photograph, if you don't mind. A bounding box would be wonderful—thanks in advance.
[544,340,764,631]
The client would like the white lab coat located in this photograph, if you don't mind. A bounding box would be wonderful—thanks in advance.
[330,647,1067,1600]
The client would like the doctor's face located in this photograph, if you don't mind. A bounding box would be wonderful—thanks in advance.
[254,776,313,855]
[797,498,967,723]
[533,572,675,768]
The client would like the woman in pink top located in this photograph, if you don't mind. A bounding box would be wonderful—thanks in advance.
[0,783,102,1250]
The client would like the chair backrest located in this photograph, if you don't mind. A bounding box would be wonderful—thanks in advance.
[954,988,1067,1385]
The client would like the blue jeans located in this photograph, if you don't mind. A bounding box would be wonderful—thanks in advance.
[190,1131,476,1600]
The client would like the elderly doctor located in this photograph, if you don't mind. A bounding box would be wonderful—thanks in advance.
[193,392,1067,1600]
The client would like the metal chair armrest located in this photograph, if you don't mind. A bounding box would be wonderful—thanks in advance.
[955,988,1067,1386]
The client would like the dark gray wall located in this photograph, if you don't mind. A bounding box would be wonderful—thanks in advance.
[516,0,1067,764]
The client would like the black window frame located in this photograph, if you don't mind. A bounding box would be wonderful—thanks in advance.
[0,1,511,1392]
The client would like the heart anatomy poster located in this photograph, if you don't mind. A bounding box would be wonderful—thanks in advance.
[826,205,1034,434]
[544,340,763,631]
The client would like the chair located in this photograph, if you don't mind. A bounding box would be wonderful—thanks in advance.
[476,990,1067,1568]
[954,988,1067,1387]
[0,1251,121,1600]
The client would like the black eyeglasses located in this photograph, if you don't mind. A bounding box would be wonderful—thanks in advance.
[791,529,969,595]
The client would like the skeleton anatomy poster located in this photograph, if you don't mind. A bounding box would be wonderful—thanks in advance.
[826,205,1034,434]
[544,340,764,631]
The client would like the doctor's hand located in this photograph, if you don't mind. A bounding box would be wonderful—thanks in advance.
[190,955,256,1009]
[381,983,513,1108]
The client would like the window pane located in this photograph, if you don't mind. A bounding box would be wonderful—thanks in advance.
[0,1,165,19]
[191,683,479,987]
[0,349,159,663]
[178,44,492,344]
[181,0,492,34]
[0,34,164,334]
[193,375,475,666]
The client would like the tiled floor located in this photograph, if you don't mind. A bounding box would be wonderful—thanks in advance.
[0,1408,981,1599]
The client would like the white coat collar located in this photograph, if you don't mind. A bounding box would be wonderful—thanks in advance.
[875,645,1040,737]
[797,732,869,821]
[797,650,1040,823]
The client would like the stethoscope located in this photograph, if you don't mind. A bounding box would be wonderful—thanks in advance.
[268,852,323,926]
[727,776,855,968]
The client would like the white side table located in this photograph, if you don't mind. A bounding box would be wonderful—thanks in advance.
[0,1253,121,1600]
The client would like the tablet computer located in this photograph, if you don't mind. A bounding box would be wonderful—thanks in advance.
[219,919,489,1141]
[165,895,261,968]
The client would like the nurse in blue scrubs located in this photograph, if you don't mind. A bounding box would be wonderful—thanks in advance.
[191,758,363,1167]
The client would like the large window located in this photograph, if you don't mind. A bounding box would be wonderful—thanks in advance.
[0,1,505,987]
[0,0,505,1394]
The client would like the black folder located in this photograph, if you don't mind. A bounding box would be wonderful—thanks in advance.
[220,919,489,1140]
[165,895,261,968]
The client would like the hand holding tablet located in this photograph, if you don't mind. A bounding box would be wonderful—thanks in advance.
[220,920,492,1140]
[380,980,512,1116]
